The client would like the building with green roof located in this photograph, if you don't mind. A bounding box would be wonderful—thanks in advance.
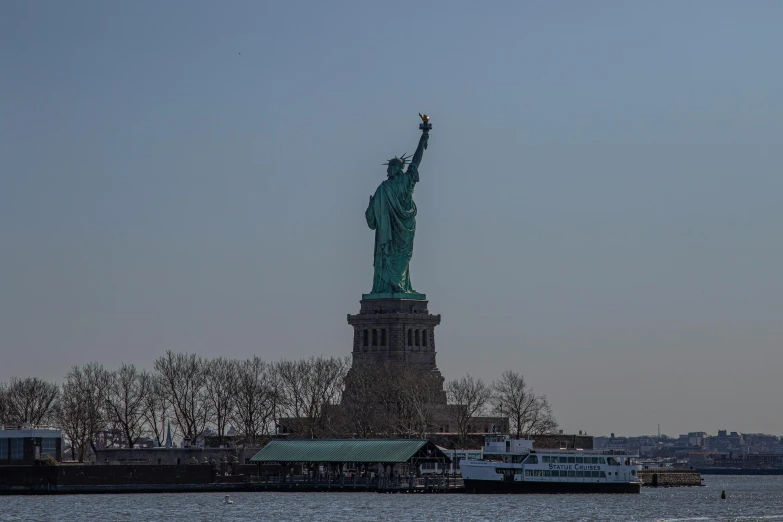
[249,439,450,471]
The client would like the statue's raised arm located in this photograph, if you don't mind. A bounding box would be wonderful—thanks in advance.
[408,113,431,172]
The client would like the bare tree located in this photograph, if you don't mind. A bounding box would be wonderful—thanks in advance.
[1,377,59,426]
[57,364,108,461]
[341,362,443,439]
[106,364,149,448]
[204,357,236,445]
[274,359,307,433]
[275,356,348,438]
[341,362,397,438]
[0,382,7,425]
[446,374,492,445]
[154,351,210,442]
[231,356,277,445]
[57,376,90,461]
[396,366,444,438]
[83,363,111,453]
[491,370,558,438]
[141,374,170,447]
[522,394,558,437]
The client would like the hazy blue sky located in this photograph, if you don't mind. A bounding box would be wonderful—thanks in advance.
[2,1,782,437]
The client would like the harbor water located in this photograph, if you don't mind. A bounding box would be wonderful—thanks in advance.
[1,476,782,521]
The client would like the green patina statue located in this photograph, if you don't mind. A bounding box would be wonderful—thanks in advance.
[364,114,432,300]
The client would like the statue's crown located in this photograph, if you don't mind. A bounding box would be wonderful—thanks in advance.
[383,153,409,167]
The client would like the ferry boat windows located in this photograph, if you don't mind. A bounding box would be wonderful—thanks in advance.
[568,470,576,477]
[600,471,606,478]
[540,455,609,467]
[525,455,538,464]
[607,457,620,466]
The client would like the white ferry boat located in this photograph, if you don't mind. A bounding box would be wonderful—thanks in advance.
[460,435,642,494]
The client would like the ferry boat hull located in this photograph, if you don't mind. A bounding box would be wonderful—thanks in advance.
[463,479,641,494]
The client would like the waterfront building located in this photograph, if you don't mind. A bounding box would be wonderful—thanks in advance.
[250,439,450,478]
[0,425,62,465]
[707,453,783,470]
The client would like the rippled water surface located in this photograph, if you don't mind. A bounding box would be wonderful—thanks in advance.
[2,476,783,521]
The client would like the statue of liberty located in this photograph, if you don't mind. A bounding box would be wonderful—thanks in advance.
[365,114,431,298]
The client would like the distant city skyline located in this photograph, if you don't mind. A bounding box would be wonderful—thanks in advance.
[2,1,783,436]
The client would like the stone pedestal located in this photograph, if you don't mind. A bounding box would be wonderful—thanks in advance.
[346,296,445,403]
[347,297,441,370]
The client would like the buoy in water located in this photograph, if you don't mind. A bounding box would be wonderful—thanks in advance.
[224,495,234,504]
[721,490,726,500]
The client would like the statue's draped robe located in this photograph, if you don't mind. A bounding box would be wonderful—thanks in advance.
[365,164,419,294]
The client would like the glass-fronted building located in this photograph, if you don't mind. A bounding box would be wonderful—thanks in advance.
[0,426,62,464]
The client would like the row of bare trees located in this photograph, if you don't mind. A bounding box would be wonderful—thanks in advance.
[0,352,349,460]
[1,352,557,458]
[446,370,558,444]
[340,364,556,446]
[341,362,449,440]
